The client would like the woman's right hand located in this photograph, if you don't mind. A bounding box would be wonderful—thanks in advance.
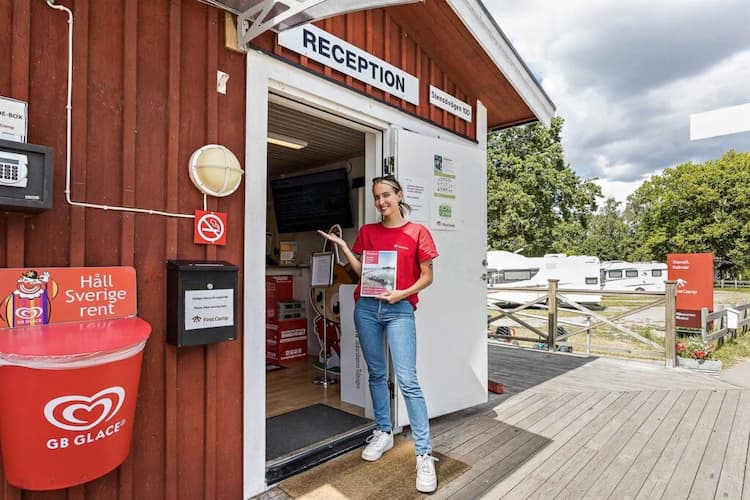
[317,229,346,247]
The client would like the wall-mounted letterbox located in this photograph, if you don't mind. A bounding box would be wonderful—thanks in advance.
[0,139,54,212]
[166,260,239,347]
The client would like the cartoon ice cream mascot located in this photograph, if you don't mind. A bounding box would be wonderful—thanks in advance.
[0,270,59,328]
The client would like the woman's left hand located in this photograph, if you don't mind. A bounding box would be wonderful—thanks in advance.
[378,289,408,304]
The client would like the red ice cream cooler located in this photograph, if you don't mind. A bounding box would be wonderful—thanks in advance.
[0,317,151,491]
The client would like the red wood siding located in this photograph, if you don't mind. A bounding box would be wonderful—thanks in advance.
[250,9,478,141]
[0,0,245,498]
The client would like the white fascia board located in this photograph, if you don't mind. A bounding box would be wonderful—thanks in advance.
[447,0,555,128]
[690,102,750,140]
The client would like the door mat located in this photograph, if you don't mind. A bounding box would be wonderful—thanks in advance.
[267,404,371,461]
[266,363,287,372]
[279,436,470,499]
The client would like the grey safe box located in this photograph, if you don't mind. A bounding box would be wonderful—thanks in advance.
[0,139,54,212]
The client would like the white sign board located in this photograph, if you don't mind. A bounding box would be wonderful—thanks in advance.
[278,25,419,106]
[184,288,234,330]
[0,96,28,142]
[429,85,472,122]
[690,103,750,140]
[311,252,334,287]
[339,284,369,409]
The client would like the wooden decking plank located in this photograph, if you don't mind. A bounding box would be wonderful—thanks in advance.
[459,392,611,465]
[490,392,653,499]
[597,390,698,500]
[664,391,726,498]
[435,393,569,456]
[435,392,617,499]
[633,390,714,499]
[468,391,637,500]
[727,392,750,500]
[503,392,571,426]
[446,392,593,458]
[557,390,681,500]
[432,393,549,450]
[689,389,742,499]
[580,391,692,499]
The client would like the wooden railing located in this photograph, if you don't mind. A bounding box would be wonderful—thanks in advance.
[701,303,750,344]
[714,280,750,289]
[488,280,679,367]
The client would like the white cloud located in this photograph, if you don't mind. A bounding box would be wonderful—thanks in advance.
[484,0,750,193]
[594,178,645,207]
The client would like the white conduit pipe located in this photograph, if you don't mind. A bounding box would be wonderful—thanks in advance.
[45,0,195,219]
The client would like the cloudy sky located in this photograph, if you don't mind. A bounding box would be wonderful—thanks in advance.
[483,0,750,204]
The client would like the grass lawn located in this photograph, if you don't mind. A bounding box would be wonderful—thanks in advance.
[712,330,750,368]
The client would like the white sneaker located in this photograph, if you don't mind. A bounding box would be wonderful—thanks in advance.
[361,430,394,461]
[416,453,438,493]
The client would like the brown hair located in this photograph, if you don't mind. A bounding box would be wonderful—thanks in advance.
[372,175,412,217]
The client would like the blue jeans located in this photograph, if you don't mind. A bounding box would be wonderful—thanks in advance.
[354,297,432,454]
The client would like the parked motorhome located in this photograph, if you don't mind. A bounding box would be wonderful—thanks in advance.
[487,251,602,306]
[600,261,668,292]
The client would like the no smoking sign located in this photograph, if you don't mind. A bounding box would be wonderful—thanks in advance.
[194,210,227,246]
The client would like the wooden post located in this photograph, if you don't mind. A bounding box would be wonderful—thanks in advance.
[701,307,709,341]
[547,279,558,352]
[665,281,677,368]
[586,316,592,356]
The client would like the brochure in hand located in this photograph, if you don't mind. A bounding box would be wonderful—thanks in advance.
[360,250,397,297]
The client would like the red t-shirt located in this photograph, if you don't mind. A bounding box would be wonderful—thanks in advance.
[351,222,439,309]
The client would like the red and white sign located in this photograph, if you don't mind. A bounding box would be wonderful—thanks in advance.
[668,253,714,328]
[0,267,137,328]
[194,210,227,246]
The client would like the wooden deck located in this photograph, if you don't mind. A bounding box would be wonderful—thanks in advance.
[257,345,750,499]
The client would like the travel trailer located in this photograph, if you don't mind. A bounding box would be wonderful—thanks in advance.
[600,261,668,292]
[487,251,602,306]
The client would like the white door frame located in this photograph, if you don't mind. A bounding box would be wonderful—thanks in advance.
[243,49,488,497]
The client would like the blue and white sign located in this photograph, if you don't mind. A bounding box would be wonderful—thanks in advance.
[278,25,419,106]
[429,85,472,123]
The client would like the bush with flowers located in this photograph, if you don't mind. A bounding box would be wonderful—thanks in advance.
[676,338,715,360]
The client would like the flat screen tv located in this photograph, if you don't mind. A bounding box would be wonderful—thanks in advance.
[271,168,353,234]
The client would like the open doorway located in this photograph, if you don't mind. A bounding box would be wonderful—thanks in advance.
[264,97,380,483]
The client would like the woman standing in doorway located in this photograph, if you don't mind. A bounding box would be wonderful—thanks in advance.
[318,175,439,493]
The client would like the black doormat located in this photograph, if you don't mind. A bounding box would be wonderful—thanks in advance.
[266,404,371,461]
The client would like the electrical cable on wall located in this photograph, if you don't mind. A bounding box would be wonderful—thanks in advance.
[45,0,195,219]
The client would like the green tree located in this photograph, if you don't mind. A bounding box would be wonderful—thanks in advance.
[626,150,750,274]
[487,116,601,255]
[577,197,632,260]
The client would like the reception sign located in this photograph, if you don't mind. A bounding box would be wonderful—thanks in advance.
[667,253,714,328]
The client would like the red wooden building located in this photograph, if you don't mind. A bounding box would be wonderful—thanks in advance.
[0,0,553,497]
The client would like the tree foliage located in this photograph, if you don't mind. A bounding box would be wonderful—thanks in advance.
[626,150,750,274]
[577,197,633,260]
[487,116,601,255]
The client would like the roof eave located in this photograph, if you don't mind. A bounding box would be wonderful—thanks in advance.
[446,0,556,128]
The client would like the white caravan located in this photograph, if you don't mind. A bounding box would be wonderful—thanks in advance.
[487,251,602,306]
[600,261,667,292]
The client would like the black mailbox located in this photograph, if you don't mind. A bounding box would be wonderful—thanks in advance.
[166,260,239,347]
[0,139,54,212]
